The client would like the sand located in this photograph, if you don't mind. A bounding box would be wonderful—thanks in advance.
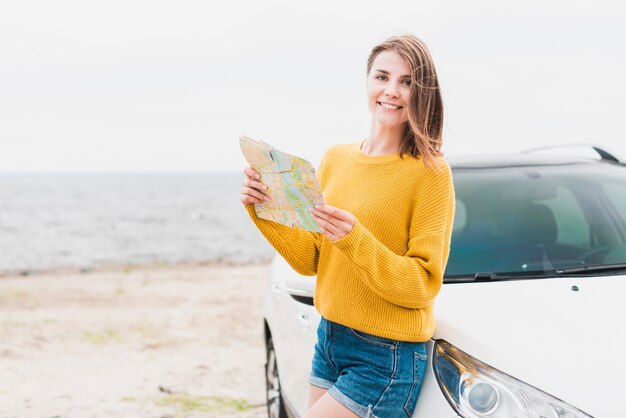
[0,263,271,418]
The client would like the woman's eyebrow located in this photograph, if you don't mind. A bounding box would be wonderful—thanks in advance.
[374,69,411,78]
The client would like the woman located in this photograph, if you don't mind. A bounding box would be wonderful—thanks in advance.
[240,34,455,418]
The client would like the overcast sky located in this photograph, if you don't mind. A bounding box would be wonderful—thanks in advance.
[1,0,624,173]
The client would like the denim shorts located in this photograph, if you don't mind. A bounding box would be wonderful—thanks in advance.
[308,317,427,418]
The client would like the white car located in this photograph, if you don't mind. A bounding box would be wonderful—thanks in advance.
[263,146,626,418]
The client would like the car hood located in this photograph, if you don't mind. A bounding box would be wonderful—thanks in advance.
[433,274,626,417]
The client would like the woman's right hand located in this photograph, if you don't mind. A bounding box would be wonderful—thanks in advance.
[240,167,271,206]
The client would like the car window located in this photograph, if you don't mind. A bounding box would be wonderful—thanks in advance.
[445,163,626,278]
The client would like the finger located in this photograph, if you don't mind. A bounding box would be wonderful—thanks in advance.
[321,206,355,231]
[241,194,265,205]
[311,208,349,231]
[313,219,336,240]
[312,212,342,237]
[317,223,341,241]
[241,186,270,202]
[241,177,268,193]
[314,205,353,223]
[313,204,339,215]
[312,209,354,241]
[243,167,261,180]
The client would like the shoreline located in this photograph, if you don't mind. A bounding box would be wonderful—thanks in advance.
[0,257,273,279]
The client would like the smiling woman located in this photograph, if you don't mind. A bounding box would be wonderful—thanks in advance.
[364,36,444,168]
[241,34,455,418]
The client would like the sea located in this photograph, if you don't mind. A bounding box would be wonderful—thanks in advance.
[0,172,275,274]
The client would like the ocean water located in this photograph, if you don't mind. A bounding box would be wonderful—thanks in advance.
[0,173,274,274]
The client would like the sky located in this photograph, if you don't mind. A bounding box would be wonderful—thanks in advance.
[0,0,625,173]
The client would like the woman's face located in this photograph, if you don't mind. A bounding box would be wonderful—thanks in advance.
[367,50,412,129]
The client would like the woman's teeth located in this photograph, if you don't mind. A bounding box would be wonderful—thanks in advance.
[379,102,399,110]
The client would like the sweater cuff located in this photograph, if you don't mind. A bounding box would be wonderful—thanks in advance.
[331,219,366,253]
[244,203,257,219]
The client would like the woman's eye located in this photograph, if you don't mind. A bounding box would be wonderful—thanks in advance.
[402,79,412,86]
[376,75,387,81]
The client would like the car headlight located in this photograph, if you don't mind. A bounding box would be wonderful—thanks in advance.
[433,340,592,418]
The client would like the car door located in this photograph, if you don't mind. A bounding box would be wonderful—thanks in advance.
[269,256,319,416]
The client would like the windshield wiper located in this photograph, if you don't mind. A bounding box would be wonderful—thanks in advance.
[555,263,626,275]
[445,264,626,282]
[444,271,552,283]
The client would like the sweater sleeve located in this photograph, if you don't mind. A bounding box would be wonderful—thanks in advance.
[331,161,455,309]
[245,204,322,276]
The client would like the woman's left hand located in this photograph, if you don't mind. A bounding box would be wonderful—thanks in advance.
[311,204,356,241]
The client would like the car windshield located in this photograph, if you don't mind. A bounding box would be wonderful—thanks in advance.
[444,161,626,280]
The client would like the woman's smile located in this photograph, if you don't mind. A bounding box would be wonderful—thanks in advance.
[377,101,403,110]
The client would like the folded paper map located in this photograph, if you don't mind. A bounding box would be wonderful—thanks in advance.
[240,136,324,232]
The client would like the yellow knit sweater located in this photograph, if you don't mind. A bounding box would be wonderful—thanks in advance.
[245,142,455,342]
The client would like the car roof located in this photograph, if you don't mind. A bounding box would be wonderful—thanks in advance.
[447,153,625,169]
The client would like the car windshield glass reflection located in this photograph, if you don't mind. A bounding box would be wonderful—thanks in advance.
[445,163,626,280]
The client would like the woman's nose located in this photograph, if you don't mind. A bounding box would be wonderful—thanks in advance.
[384,83,399,97]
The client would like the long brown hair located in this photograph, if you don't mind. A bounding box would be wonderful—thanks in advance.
[367,35,444,168]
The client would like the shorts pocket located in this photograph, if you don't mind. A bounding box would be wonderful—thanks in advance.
[403,351,427,416]
[349,327,397,349]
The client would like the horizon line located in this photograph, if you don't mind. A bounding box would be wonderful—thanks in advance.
[0,170,241,176]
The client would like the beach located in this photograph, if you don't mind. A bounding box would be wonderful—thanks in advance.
[0,263,270,418]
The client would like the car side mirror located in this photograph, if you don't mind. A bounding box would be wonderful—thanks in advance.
[271,255,316,303]
[284,274,316,298]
